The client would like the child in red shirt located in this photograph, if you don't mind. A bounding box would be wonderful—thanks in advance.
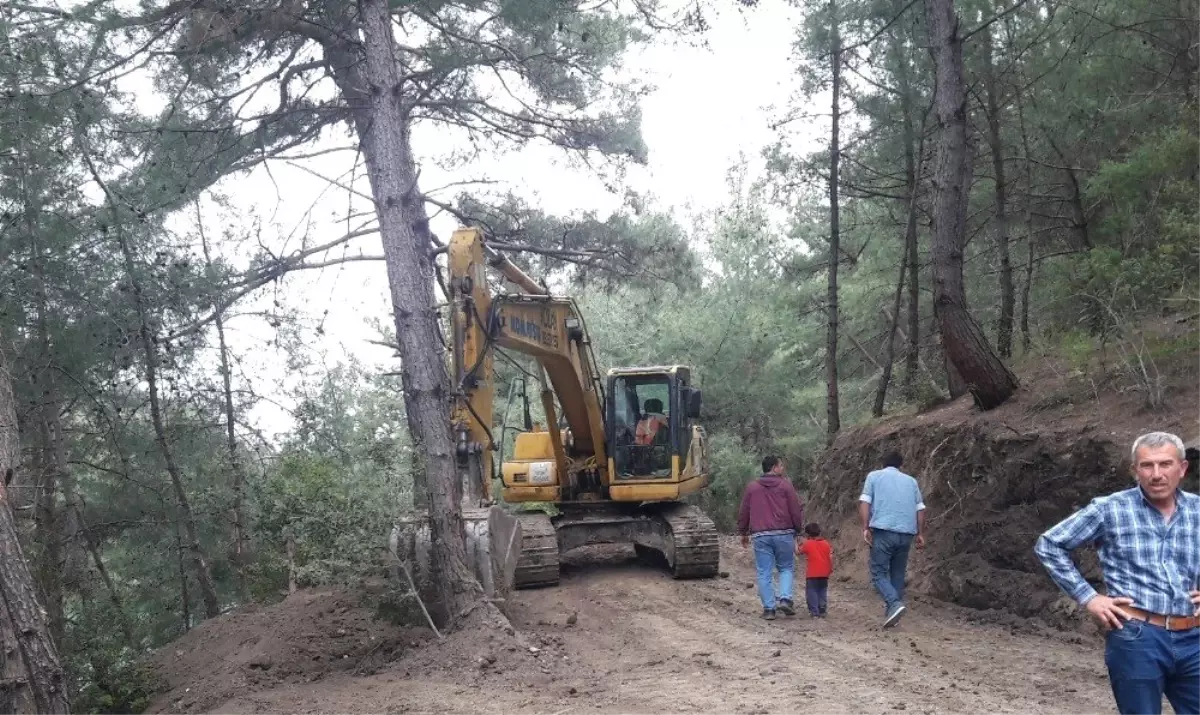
[797,523,833,617]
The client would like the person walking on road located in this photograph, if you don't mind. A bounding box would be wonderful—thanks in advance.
[858,450,926,628]
[797,522,833,618]
[738,455,806,620]
[1034,431,1200,715]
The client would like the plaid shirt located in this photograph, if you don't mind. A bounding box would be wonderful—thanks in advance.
[1034,487,1200,617]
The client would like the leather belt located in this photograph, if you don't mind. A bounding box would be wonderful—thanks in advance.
[1120,606,1200,631]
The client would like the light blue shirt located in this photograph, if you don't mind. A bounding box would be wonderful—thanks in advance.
[859,467,926,535]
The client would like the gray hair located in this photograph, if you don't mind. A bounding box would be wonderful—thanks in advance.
[1131,432,1186,463]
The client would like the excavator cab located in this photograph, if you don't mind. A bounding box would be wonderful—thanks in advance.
[607,366,705,486]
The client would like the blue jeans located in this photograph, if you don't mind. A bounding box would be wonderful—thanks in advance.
[1104,619,1199,715]
[805,577,828,616]
[752,532,795,609]
[869,528,913,611]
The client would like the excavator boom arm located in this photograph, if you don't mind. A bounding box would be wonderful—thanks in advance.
[447,228,608,503]
[490,298,607,458]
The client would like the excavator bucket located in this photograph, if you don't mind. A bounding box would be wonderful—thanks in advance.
[464,506,523,603]
[389,506,523,615]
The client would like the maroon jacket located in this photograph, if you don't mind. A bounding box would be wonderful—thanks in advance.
[737,473,805,535]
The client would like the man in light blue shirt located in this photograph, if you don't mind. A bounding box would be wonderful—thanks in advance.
[859,451,926,628]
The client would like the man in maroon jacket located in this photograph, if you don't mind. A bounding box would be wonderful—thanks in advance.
[738,455,806,620]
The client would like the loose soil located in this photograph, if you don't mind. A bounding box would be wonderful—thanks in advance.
[145,589,430,713]
[146,541,1115,714]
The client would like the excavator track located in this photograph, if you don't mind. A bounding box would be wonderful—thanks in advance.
[513,512,560,589]
[658,503,721,579]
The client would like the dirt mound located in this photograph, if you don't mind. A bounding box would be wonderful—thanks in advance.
[144,589,431,713]
[808,344,1198,634]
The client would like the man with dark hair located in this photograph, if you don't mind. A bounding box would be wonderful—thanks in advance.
[738,456,806,620]
[635,398,668,446]
[859,449,927,628]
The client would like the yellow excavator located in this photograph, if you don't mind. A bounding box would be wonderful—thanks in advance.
[446,226,720,588]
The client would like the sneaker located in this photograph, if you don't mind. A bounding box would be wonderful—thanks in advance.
[777,599,795,616]
[762,608,777,621]
[883,603,906,628]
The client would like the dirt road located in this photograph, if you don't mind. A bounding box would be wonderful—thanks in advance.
[177,537,1114,714]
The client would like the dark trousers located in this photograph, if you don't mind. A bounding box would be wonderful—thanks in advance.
[1105,620,1199,715]
[805,577,828,616]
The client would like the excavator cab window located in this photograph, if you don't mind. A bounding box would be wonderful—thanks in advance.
[609,374,675,479]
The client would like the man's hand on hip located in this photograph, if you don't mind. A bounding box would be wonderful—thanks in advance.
[1190,589,1200,617]
[1085,595,1134,630]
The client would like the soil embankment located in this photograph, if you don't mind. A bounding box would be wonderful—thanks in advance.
[808,342,1198,634]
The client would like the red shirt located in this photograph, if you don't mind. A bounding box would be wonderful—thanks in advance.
[736,474,805,535]
[798,538,833,578]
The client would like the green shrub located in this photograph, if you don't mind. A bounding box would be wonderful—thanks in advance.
[696,432,762,531]
[250,453,404,593]
[64,600,154,714]
[1060,329,1097,374]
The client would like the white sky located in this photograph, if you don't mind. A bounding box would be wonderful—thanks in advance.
[171,2,818,440]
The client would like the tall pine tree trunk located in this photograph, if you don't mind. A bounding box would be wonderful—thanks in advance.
[32,401,65,650]
[197,208,249,599]
[873,253,908,417]
[927,0,1018,409]
[29,315,70,650]
[22,170,67,651]
[322,0,488,625]
[173,522,192,633]
[1044,135,1092,250]
[0,344,69,714]
[132,272,222,619]
[874,124,924,416]
[891,0,922,400]
[983,24,1014,358]
[905,183,921,395]
[825,0,842,445]
[137,288,221,619]
[101,198,222,620]
[1015,78,1036,353]
[69,492,135,647]
[83,153,222,620]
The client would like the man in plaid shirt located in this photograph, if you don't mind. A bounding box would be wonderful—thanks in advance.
[1035,431,1200,715]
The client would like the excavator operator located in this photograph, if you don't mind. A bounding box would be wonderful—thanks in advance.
[635,398,669,446]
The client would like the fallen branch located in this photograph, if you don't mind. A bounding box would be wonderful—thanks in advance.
[387,535,442,640]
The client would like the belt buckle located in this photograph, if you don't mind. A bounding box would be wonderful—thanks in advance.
[1164,615,1173,630]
